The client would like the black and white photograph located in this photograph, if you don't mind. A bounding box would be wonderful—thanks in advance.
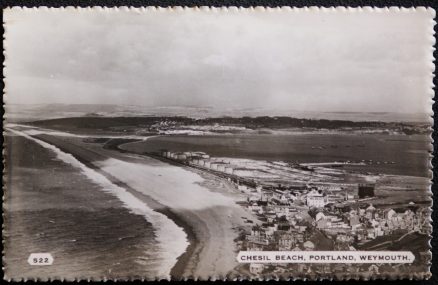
[2,6,435,280]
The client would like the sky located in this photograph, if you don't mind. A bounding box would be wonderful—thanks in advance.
[4,7,436,114]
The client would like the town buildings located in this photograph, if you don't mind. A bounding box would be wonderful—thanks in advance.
[159,149,429,276]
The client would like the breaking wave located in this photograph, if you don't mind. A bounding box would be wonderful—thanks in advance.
[7,128,189,279]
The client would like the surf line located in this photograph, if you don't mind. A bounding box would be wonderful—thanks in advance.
[6,128,189,279]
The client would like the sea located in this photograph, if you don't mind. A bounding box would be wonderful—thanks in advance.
[4,134,187,280]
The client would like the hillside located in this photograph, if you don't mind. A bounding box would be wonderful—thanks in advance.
[27,116,428,134]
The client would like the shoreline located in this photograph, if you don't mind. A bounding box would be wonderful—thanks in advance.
[4,135,171,280]
[11,131,257,279]
[31,134,200,279]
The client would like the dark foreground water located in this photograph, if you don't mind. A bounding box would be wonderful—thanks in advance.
[4,136,162,280]
[123,133,430,178]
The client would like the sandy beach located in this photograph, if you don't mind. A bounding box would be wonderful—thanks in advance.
[17,132,255,279]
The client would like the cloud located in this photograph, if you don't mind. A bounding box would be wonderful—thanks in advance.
[4,8,435,113]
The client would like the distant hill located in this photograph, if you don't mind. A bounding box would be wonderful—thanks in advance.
[27,116,428,135]
[7,104,430,123]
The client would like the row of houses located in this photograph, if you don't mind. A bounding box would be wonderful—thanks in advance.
[245,187,355,210]
[161,151,262,177]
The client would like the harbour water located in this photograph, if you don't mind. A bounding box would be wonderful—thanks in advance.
[121,133,431,178]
